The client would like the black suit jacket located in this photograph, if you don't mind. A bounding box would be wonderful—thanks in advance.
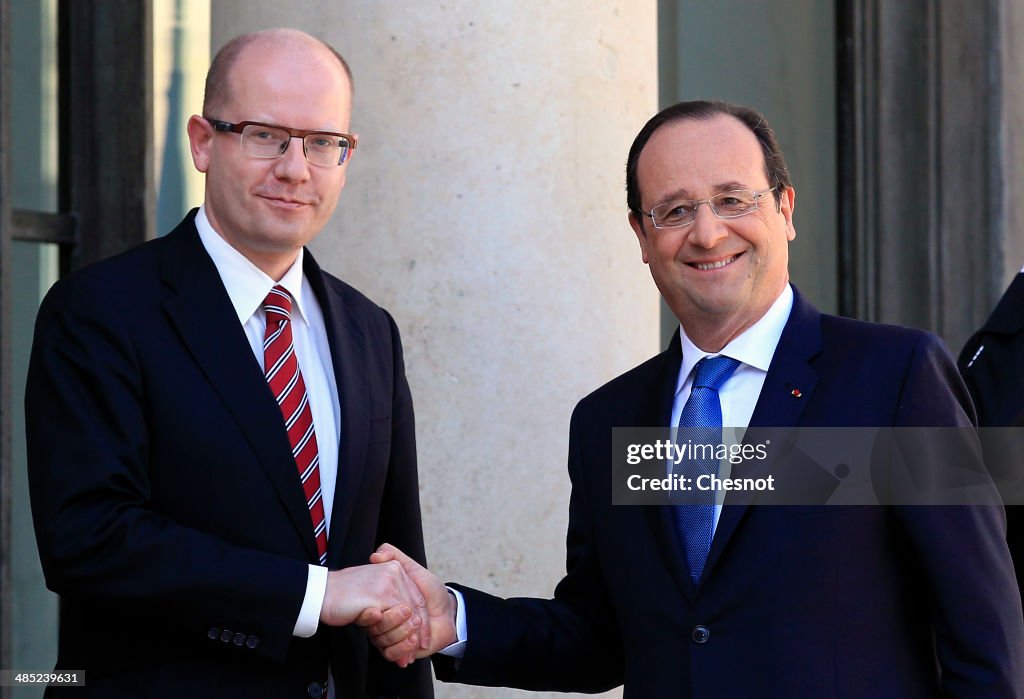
[25,211,433,698]
[437,288,1024,698]
[959,272,1024,597]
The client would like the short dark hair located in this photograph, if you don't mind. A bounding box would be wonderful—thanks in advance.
[625,100,792,219]
[202,29,353,118]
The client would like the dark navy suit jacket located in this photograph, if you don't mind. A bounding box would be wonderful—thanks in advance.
[25,211,433,698]
[437,287,1024,698]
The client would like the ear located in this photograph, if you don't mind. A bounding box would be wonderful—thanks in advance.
[186,115,214,174]
[629,211,651,264]
[779,186,796,241]
[345,133,358,165]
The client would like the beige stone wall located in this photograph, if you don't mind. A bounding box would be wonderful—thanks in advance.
[211,4,658,697]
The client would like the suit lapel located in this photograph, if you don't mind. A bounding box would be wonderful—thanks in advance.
[983,273,1024,336]
[701,288,822,581]
[159,216,320,562]
[632,332,702,600]
[304,253,370,564]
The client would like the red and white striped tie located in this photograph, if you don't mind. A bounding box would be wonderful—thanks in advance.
[263,285,328,565]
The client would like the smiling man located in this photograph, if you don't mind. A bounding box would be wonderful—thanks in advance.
[367,101,1024,697]
[26,29,433,699]
[627,111,795,353]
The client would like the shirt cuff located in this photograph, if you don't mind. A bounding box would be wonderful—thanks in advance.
[293,564,328,637]
[438,586,467,658]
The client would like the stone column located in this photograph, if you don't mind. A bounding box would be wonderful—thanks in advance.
[211,4,658,697]
[837,0,1023,350]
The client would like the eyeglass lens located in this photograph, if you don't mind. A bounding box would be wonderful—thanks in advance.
[653,190,762,228]
[240,124,351,166]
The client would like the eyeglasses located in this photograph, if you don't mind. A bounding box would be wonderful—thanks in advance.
[206,118,357,167]
[640,187,778,229]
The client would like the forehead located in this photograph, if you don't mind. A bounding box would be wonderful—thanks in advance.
[636,114,768,204]
[225,40,351,129]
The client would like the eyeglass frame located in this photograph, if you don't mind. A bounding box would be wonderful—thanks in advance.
[205,118,358,166]
[638,186,779,230]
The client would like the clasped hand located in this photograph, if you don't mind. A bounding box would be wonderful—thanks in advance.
[360,544,458,667]
[318,544,455,667]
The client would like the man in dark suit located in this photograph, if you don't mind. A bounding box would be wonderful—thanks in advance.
[959,271,1024,599]
[367,100,1024,697]
[26,29,433,698]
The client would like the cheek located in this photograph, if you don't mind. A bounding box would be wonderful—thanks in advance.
[315,175,346,212]
[757,233,791,281]
[208,158,249,196]
[651,234,684,266]
[217,177,249,215]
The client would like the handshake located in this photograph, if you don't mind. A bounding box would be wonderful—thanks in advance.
[320,544,456,667]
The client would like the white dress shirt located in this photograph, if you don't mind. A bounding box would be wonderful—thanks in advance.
[195,206,338,637]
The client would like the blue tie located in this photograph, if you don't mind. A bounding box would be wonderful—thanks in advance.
[673,355,741,583]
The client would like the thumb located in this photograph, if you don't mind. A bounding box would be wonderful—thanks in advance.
[369,547,396,564]
[353,607,383,627]
[372,543,417,570]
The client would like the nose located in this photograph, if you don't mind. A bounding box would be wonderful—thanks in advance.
[272,136,311,182]
[686,201,728,249]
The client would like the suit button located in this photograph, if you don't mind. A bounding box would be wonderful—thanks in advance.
[232,632,245,646]
[691,625,710,644]
[207,627,220,641]
[306,681,325,698]
[220,629,233,643]
[246,635,259,649]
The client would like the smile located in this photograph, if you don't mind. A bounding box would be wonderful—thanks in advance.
[258,194,314,207]
[690,254,741,271]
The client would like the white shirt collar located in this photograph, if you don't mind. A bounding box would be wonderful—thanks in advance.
[675,283,794,395]
[195,205,309,324]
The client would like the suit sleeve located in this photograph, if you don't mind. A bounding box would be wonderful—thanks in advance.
[893,333,1024,697]
[25,278,308,662]
[372,311,427,565]
[365,310,434,697]
[431,402,624,693]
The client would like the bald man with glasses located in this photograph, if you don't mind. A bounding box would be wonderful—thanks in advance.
[26,28,433,699]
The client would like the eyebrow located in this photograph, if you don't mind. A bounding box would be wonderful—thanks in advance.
[653,181,754,206]
[248,117,347,134]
